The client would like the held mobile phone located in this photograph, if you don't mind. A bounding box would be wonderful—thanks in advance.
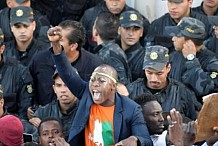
[23,133,33,142]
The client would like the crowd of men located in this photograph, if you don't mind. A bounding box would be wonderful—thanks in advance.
[0,0,218,145]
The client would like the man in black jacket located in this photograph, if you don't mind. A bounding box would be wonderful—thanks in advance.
[145,0,211,53]
[127,45,200,120]
[0,28,34,119]
[81,0,150,52]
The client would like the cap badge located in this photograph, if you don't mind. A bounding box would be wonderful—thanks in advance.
[186,27,194,33]
[210,72,218,79]
[165,54,169,58]
[27,84,33,93]
[130,14,137,21]
[150,52,158,60]
[16,9,23,17]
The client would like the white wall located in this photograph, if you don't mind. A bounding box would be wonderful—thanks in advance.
[126,0,203,22]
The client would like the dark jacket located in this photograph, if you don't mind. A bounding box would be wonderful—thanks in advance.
[52,50,153,146]
[0,7,50,42]
[145,10,212,53]
[34,100,79,139]
[29,48,102,106]
[81,1,150,53]
[127,78,200,120]
[4,39,49,66]
[31,0,102,26]
[169,48,218,98]
[206,34,218,55]
[95,40,132,85]
[0,56,34,119]
[116,39,145,81]
[192,2,218,16]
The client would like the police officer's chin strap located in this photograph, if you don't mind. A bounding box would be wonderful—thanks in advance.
[91,72,117,84]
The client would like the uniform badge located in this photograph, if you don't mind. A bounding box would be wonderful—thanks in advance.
[186,27,194,33]
[210,72,218,79]
[130,14,137,21]
[119,16,124,20]
[16,9,23,17]
[0,34,4,39]
[27,84,33,93]
[150,52,158,60]
[165,54,169,58]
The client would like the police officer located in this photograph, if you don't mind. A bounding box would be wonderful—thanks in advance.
[127,45,200,120]
[117,11,145,81]
[145,0,211,53]
[4,6,50,66]
[81,0,150,53]
[0,0,50,42]
[166,17,218,101]
[93,12,132,85]
[0,28,34,119]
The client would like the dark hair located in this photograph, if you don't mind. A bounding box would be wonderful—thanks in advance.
[94,12,119,41]
[38,117,63,136]
[59,20,86,50]
[134,93,157,107]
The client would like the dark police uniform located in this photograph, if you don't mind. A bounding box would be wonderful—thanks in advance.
[192,2,218,16]
[0,56,34,119]
[29,48,103,106]
[31,0,102,26]
[145,10,212,53]
[95,40,132,85]
[81,1,150,53]
[116,40,145,81]
[169,49,218,98]
[0,7,50,42]
[4,39,49,66]
[127,77,199,120]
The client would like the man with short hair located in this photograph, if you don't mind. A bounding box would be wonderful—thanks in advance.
[48,26,153,145]
[117,10,145,80]
[93,12,132,85]
[0,0,50,42]
[145,0,211,53]
[192,0,218,16]
[4,6,49,66]
[134,93,184,146]
[81,0,150,52]
[166,17,218,100]
[127,45,200,120]
[28,69,79,141]
[29,20,102,107]
[38,117,69,146]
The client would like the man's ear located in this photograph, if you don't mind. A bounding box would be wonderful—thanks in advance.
[0,45,5,54]
[70,43,78,51]
[118,27,121,35]
[6,0,13,8]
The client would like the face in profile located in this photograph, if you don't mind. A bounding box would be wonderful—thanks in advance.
[38,120,64,146]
